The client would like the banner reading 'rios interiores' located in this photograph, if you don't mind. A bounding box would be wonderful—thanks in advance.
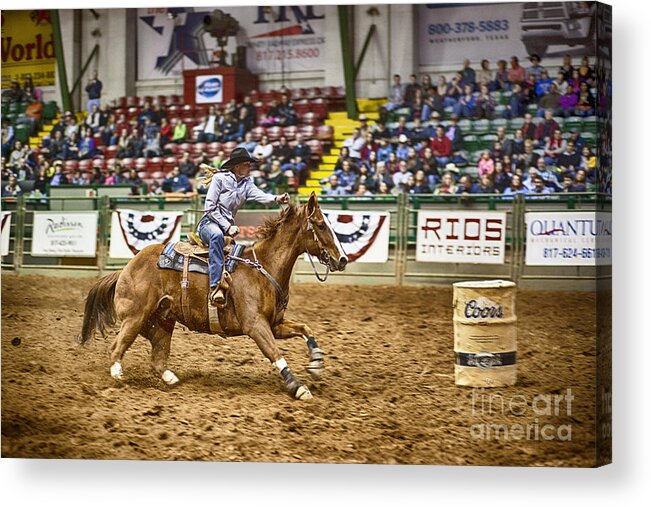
[1,10,56,88]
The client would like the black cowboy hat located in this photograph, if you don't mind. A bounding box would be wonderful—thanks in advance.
[221,147,257,170]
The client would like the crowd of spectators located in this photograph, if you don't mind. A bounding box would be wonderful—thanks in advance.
[322,54,597,198]
[1,70,315,198]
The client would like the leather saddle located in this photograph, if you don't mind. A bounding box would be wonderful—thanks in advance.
[172,232,235,260]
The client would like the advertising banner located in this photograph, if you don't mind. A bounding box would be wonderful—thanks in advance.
[233,210,279,245]
[304,211,390,264]
[195,73,224,103]
[416,211,506,264]
[417,2,596,66]
[137,6,325,80]
[525,212,612,266]
[110,209,183,259]
[1,211,11,256]
[1,9,56,88]
[31,212,98,257]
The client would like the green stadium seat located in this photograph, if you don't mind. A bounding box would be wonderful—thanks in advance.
[509,117,524,131]
[462,134,478,152]
[42,101,58,121]
[526,104,538,115]
[553,117,565,130]
[471,118,490,134]
[564,116,583,131]
[458,119,472,132]
[14,125,30,144]
[582,116,597,133]
[491,118,508,131]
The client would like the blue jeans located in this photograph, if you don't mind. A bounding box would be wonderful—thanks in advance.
[198,217,225,288]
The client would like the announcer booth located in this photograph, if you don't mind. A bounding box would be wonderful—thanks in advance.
[182,66,258,106]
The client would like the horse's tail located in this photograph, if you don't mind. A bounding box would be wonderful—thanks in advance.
[77,271,121,345]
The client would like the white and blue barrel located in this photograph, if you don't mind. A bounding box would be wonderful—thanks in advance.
[453,280,517,387]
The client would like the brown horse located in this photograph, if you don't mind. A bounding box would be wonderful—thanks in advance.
[77,192,347,399]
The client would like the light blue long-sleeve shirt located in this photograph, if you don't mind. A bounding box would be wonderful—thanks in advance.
[204,171,276,232]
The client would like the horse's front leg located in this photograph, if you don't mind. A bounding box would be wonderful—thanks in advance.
[246,321,313,400]
[273,320,325,379]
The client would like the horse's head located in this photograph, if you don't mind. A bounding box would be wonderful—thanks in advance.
[301,192,348,272]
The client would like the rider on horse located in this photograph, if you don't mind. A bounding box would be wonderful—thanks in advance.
[198,147,290,307]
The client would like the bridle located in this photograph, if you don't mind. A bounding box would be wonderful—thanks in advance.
[304,209,332,283]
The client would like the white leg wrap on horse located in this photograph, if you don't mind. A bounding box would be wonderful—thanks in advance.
[274,357,288,372]
[110,361,123,380]
[162,369,179,385]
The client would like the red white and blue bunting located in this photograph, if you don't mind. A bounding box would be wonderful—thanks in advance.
[110,209,183,258]
[1,211,11,257]
[306,211,390,263]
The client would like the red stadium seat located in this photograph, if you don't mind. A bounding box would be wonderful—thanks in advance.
[169,94,182,105]
[150,171,164,180]
[163,156,177,171]
[148,157,163,173]
[299,125,315,139]
[294,99,311,116]
[300,112,318,125]
[306,139,324,160]
[78,159,92,171]
[156,95,168,106]
[126,96,139,107]
[163,143,179,155]
[266,125,282,141]
[179,143,193,154]
[104,145,119,159]
[207,141,222,155]
[115,96,127,108]
[120,157,135,169]
[192,142,207,156]
[64,160,79,173]
[316,125,334,142]
[222,141,238,155]
[135,157,148,170]
[92,158,106,170]
[137,171,149,180]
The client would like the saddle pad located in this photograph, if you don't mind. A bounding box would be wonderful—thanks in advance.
[157,242,209,275]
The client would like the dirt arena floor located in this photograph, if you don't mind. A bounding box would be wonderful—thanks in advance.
[2,274,598,466]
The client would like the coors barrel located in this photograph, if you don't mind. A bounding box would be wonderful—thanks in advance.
[453,280,517,387]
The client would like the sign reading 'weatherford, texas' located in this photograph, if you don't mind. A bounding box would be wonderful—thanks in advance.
[416,211,506,264]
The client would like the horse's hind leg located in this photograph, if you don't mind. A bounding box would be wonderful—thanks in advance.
[141,318,179,386]
[108,316,145,380]
[273,320,325,379]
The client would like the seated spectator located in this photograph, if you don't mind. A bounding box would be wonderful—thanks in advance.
[507,56,526,86]
[137,102,156,125]
[436,75,448,97]
[2,174,22,197]
[558,87,579,117]
[421,85,443,120]
[269,135,290,165]
[573,168,590,192]
[403,74,422,108]
[395,135,411,161]
[535,69,553,99]
[377,181,392,195]
[420,146,440,187]
[219,112,240,142]
[434,171,458,195]
[536,158,562,191]
[253,135,273,165]
[85,104,101,133]
[445,114,464,153]
[162,166,192,193]
[543,129,566,166]
[62,132,81,160]
[159,117,172,145]
[430,126,452,167]
[237,95,257,132]
[527,174,553,197]
[385,74,405,111]
[325,175,348,196]
[477,151,495,178]
[148,180,164,196]
[477,59,492,88]
[171,118,187,143]
[360,131,377,161]
[559,54,574,81]
[1,119,14,159]
[514,139,540,171]
[371,120,391,142]
[281,133,311,184]
[459,59,476,89]
[575,81,595,116]
[552,71,569,95]
[336,160,358,193]
[334,146,352,171]
[493,59,510,91]
[527,54,545,80]
[558,141,581,175]
[534,110,560,147]
[33,165,50,194]
[523,166,540,191]
[277,95,298,126]
[454,84,476,118]
[503,82,527,119]
[354,183,373,196]
[579,145,597,175]
[79,129,100,159]
[502,173,526,198]
[177,151,197,178]
[237,131,258,156]
[343,128,365,160]
[196,105,220,143]
[443,73,463,108]
[578,56,595,84]
[475,84,495,119]
[370,161,393,191]
[50,161,69,185]
[8,140,29,170]
[100,114,118,146]
[504,129,525,159]
[376,138,393,162]
[561,173,580,193]
[456,174,481,194]
[392,160,412,191]
[143,132,162,158]
[536,84,562,117]
[479,173,496,193]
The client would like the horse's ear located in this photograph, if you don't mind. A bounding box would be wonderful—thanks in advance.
[307,191,319,215]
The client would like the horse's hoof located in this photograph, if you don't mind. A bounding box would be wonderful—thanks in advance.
[110,362,123,380]
[162,370,179,386]
[295,385,313,400]
[306,360,324,380]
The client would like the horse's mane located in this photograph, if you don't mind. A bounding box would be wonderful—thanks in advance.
[255,203,299,240]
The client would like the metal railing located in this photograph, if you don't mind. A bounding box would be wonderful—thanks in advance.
[2,192,611,288]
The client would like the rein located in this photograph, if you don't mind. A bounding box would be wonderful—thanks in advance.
[227,247,289,310]
[305,218,330,282]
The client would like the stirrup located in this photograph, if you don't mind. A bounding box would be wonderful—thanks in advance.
[209,287,226,308]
